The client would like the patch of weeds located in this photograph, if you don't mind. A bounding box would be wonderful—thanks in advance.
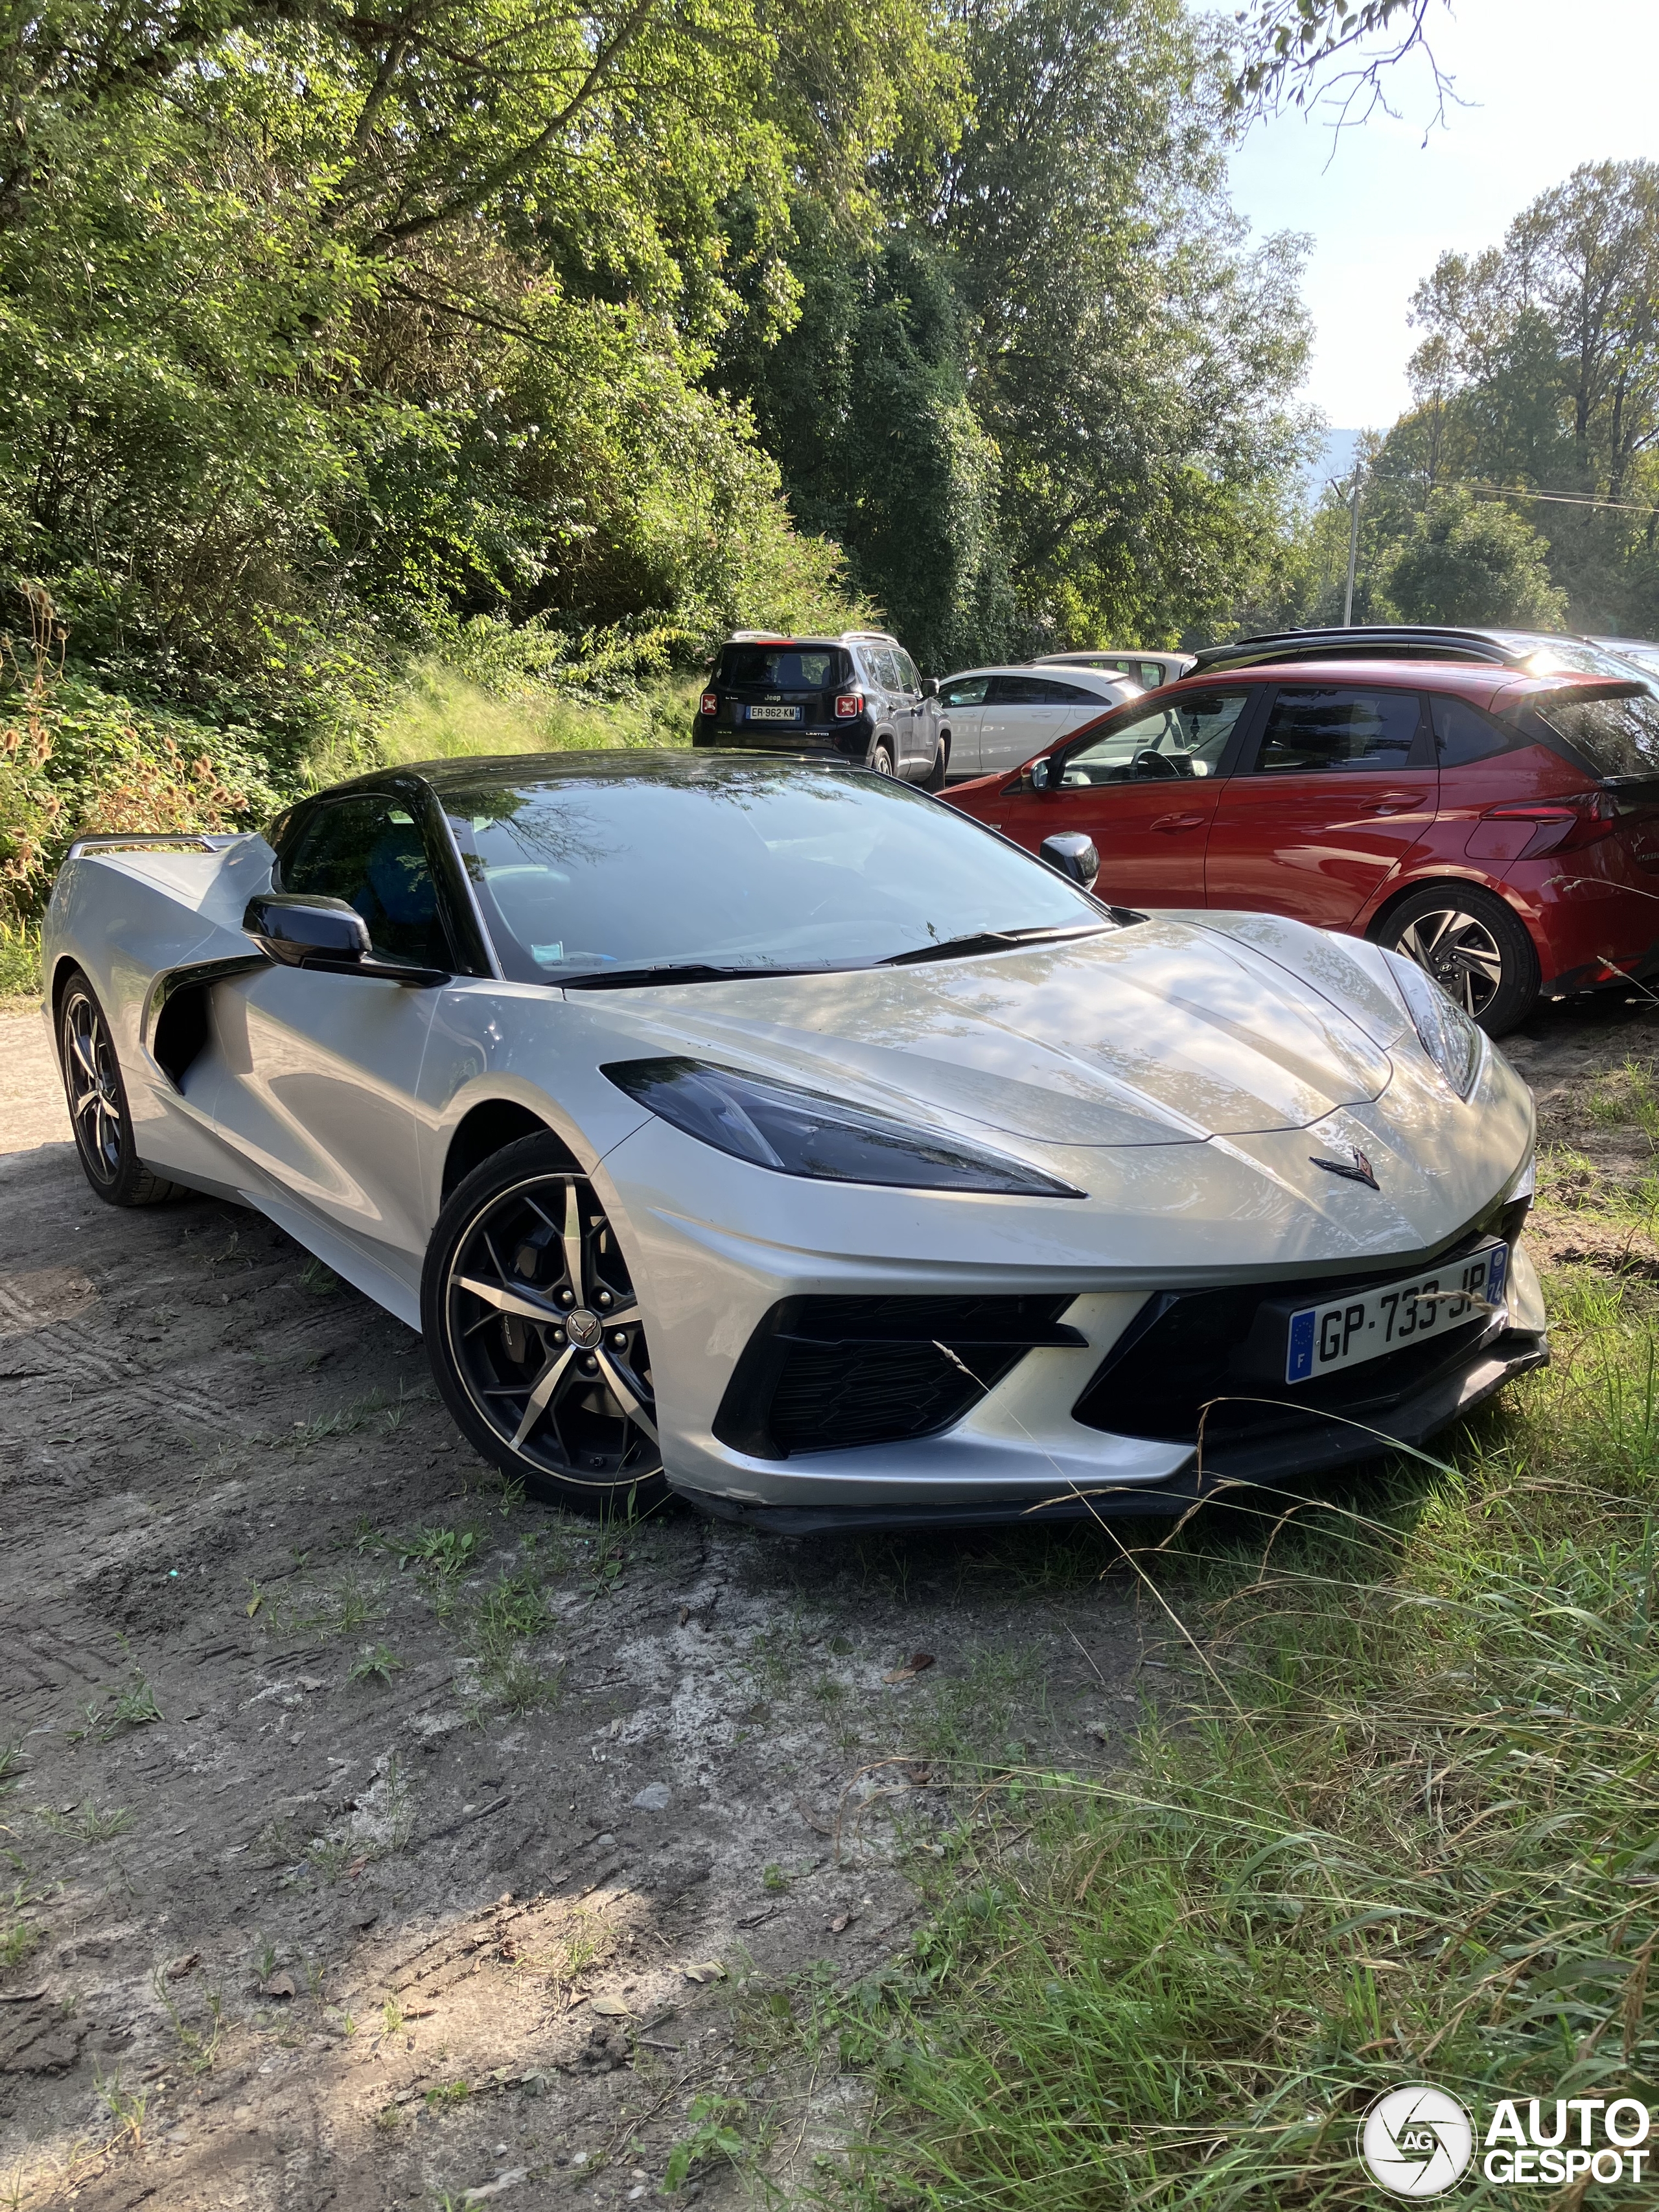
[310,1753,413,1877]
[288,1391,393,1451]
[37,1800,131,1843]
[424,2077,471,2110]
[810,1675,846,1707]
[1,1885,39,1977]
[288,1568,389,1642]
[152,1966,226,2073]
[400,1524,481,1620]
[93,2065,147,2150]
[347,1643,403,1687]
[828,1634,853,1656]
[463,1567,563,1715]
[0,1741,25,1786]
[907,1646,1043,1775]
[373,2102,402,2132]
[381,1995,406,2036]
[64,1673,161,1743]
[298,1255,341,1296]
[251,1935,278,1984]
[761,1863,792,1892]
[484,1652,563,1716]
[664,2095,748,2189]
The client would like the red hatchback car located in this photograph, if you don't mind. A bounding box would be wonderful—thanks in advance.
[944,658,1659,1034]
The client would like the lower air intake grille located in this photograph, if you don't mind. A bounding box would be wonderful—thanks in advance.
[714,1294,1084,1460]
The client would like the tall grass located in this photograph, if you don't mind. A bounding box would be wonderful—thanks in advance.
[836,1261,1659,2209]
[367,658,699,770]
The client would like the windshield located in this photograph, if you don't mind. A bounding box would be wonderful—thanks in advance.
[1060,690,1250,786]
[1503,633,1659,692]
[718,646,850,690]
[1534,690,1659,779]
[443,761,1104,984]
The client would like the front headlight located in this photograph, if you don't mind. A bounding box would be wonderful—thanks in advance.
[603,1058,1084,1198]
[1381,948,1485,1099]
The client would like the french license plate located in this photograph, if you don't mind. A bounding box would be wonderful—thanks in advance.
[747,704,801,723]
[1286,1240,1509,1385]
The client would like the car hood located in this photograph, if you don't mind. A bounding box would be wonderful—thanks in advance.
[571,916,1398,1147]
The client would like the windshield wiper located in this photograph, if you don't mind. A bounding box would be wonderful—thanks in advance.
[879,924,1113,968]
[558,960,855,991]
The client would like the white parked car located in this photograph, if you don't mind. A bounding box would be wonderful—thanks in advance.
[927,665,1140,783]
[1036,649,1195,688]
[43,751,1544,1533]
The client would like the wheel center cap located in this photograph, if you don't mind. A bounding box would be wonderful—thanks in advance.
[565,1307,603,1349]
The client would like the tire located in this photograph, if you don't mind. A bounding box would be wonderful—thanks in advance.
[1370,883,1540,1037]
[869,741,896,776]
[420,1134,669,1515]
[922,736,948,792]
[57,969,183,1206]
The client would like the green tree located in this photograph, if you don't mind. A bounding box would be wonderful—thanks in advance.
[1382,488,1567,629]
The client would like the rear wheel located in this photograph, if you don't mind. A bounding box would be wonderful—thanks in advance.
[1371,884,1539,1037]
[922,736,948,792]
[421,1135,668,1515]
[57,970,182,1206]
[869,741,896,776]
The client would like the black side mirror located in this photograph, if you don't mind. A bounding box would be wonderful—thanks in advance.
[920,677,939,699]
[1039,832,1100,889]
[243,894,448,987]
[245,893,370,964]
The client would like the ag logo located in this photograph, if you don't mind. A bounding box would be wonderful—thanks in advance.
[1360,2086,1474,2196]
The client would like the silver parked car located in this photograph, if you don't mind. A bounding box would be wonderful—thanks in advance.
[1036,649,1194,688]
[928,664,1139,783]
[44,750,1544,1533]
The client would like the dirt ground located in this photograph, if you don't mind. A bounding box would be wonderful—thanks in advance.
[3,986,1658,2211]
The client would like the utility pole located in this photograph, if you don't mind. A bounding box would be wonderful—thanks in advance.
[1341,460,1363,626]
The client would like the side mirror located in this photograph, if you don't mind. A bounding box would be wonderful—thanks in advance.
[1028,756,1052,792]
[920,677,939,699]
[243,894,448,987]
[245,893,370,963]
[1039,832,1100,890]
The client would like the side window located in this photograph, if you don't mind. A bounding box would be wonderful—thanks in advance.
[1253,688,1425,774]
[1061,690,1251,787]
[1432,695,1522,765]
[279,796,452,968]
[1048,680,1111,704]
[940,676,989,709]
[893,650,921,693]
[1139,662,1165,689]
[874,649,903,691]
[992,674,1063,705]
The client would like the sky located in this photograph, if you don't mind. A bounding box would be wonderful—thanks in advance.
[1225,0,1659,441]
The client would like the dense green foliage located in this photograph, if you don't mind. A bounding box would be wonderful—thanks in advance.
[0,0,1313,911]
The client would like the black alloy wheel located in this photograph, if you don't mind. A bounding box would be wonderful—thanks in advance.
[58,969,181,1205]
[421,1134,667,1513]
[1373,883,1539,1038]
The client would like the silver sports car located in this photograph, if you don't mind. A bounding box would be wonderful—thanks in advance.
[43,751,1544,1531]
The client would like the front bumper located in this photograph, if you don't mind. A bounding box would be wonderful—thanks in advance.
[673,1294,1548,1535]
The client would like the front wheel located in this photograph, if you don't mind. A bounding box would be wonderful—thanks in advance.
[58,970,183,1206]
[421,1135,668,1514]
[1371,884,1540,1037]
[922,736,948,792]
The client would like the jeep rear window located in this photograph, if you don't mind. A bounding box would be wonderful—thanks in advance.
[1534,687,1659,778]
[719,647,848,690]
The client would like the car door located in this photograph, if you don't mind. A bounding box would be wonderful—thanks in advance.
[935,675,989,777]
[979,688,1257,907]
[979,675,1085,774]
[890,647,927,774]
[1203,684,1439,927]
[209,789,461,1288]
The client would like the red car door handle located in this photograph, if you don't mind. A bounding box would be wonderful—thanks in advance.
[1151,811,1206,832]
[1367,791,1425,815]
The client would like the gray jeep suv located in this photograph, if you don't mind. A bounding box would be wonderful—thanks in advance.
[692,631,940,784]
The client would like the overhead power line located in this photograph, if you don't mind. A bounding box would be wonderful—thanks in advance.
[1461,482,1659,518]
